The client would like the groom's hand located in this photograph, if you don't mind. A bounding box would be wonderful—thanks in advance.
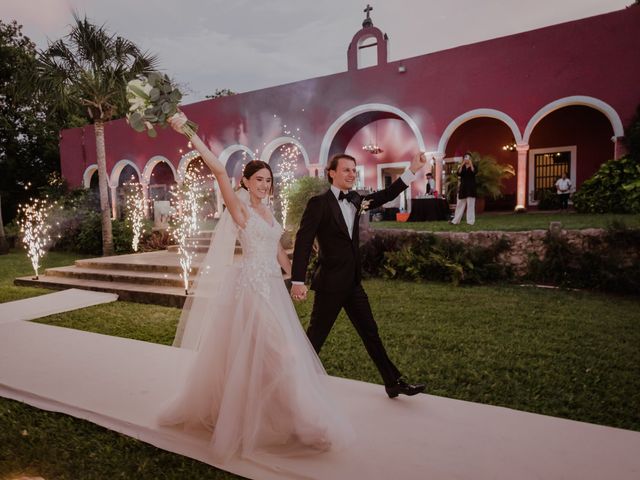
[409,151,427,174]
[291,284,308,302]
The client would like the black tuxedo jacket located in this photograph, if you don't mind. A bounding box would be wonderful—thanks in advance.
[292,178,409,292]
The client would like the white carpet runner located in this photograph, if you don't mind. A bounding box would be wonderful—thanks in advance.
[0,289,118,323]
[1,320,638,479]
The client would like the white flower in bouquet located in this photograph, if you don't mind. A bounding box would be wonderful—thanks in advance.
[126,72,198,138]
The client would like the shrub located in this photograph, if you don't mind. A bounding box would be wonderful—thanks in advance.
[536,187,562,210]
[527,222,640,294]
[282,176,329,232]
[76,211,102,254]
[572,155,640,213]
[361,231,512,285]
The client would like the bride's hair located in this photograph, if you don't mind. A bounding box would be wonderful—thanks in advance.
[239,160,274,195]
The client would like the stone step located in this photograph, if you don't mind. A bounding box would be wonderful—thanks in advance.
[45,266,189,288]
[166,244,243,254]
[15,248,295,308]
[74,253,203,275]
[167,245,208,254]
[14,275,188,308]
[73,250,271,275]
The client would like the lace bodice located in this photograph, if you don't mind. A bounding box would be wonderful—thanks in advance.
[236,206,284,299]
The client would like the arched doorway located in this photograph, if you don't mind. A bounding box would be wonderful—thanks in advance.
[263,139,308,225]
[116,164,140,219]
[225,150,254,186]
[185,157,218,224]
[443,117,519,211]
[526,102,620,206]
[321,105,425,212]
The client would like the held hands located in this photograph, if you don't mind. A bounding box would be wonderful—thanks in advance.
[290,284,308,302]
[409,151,428,174]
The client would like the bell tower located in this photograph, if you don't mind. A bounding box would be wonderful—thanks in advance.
[347,4,389,71]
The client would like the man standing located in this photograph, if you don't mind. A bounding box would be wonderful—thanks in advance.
[425,172,436,195]
[555,172,572,210]
[291,152,427,398]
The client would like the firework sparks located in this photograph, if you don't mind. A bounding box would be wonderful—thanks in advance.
[124,182,146,252]
[18,197,55,279]
[277,143,299,227]
[169,167,207,294]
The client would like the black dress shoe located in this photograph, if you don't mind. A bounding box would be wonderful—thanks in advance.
[385,379,426,398]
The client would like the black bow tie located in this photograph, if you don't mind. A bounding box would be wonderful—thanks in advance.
[338,190,358,204]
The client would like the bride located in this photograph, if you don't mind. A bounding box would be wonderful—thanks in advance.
[157,112,353,465]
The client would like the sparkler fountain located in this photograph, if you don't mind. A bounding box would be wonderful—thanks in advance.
[169,167,207,295]
[18,197,55,280]
[123,182,147,252]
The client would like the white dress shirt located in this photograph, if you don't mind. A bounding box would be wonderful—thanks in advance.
[555,178,572,194]
[291,169,416,286]
[331,169,416,239]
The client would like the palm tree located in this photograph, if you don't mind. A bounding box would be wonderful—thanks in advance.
[35,14,158,256]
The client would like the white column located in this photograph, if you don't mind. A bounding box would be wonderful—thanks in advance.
[109,183,118,220]
[139,180,150,218]
[612,135,626,160]
[307,163,323,178]
[429,151,445,194]
[515,144,530,211]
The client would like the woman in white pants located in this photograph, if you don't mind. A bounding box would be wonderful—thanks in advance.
[451,152,477,225]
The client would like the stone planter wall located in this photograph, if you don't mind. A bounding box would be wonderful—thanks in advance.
[367,227,627,278]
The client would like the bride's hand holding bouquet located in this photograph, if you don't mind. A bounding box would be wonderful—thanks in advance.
[126,72,198,139]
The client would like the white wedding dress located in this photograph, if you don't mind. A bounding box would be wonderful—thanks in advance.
[158,197,353,466]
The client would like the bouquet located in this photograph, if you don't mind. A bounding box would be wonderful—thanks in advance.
[126,72,198,138]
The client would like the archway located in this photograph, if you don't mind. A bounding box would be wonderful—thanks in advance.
[262,138,309,225]
[320,104,426,211]
[526,104,616,206]
[109,160,141,219]
[442,115,520,211]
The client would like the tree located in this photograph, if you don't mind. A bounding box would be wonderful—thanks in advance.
[205,88,236,99]
[35,14,158,256]
[0,20,73,243]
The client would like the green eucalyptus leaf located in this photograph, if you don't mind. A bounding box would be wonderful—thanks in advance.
[127,84,150,100]
[148,72,161,85]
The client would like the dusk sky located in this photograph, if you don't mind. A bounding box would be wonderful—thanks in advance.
[2,0,631,102]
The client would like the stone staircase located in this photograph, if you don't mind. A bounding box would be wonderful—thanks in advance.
[14,231,293,308]
[15,251,201,308]
[166,231,214,254]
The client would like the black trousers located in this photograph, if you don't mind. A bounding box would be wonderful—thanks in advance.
[307,283,401,386]
[559,193,570,209]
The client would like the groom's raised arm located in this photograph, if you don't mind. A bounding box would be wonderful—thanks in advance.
[291,195,323,284]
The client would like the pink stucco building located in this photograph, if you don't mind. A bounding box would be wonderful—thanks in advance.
[60,6,640,215]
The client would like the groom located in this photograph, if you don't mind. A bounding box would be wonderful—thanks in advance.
[291,152,427,398]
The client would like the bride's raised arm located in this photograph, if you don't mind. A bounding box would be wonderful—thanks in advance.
[169,112,248,228]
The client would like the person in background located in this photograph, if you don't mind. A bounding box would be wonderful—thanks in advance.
[555,172,572,210]
[450,152,477,225]
[425,172,436,196]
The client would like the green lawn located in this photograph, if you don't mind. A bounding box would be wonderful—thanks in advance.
[1,249,639,479]
[373,212,640,232]
[0,250,92,303]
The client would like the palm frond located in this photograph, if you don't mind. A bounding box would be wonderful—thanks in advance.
[35,13,161,122]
